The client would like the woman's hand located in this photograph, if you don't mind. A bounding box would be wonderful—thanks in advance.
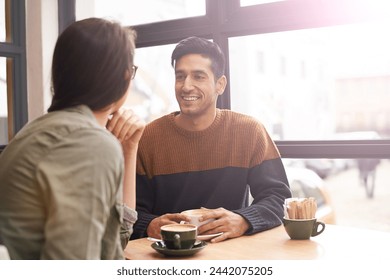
[106,108,145,209]
[106,108,145,153]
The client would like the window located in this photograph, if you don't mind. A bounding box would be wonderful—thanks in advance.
[0,0,27,145]
[76,0,206,25]
[229,22,390,141]
[256,51,264,73]
[123,44,178,123]
[284,157,389,231]
[241,0,285,6]
[0,0,5,42]
[0,0,27,143]
[61,0,390,231]
[0,57,7,144]
[0,1,7,144]
[67,0,390,158]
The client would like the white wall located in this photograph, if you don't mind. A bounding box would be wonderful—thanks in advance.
[25,0,58,121]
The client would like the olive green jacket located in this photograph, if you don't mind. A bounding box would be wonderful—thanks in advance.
[0,105,136,259]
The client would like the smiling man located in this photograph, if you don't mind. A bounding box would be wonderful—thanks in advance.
[132,37,291,243]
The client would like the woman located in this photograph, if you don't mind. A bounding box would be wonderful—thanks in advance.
[0,18,144,259]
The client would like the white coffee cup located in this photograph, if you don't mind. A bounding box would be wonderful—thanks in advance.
[181,208,215,227]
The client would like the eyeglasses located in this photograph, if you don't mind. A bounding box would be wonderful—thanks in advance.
[131,65,138,80]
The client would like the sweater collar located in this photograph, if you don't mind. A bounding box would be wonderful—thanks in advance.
[168,108,224,138]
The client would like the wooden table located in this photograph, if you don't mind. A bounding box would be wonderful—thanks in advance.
[124,224,390,260]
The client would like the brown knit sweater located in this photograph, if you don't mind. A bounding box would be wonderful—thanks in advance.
[132,109,291,239]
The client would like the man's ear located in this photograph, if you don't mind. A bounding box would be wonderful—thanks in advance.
[216,75,227,96]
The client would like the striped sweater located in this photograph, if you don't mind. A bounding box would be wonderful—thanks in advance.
[132,109,291,239]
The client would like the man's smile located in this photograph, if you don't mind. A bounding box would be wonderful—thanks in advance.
[182,96,200,101]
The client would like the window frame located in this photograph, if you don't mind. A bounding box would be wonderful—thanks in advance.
[61,0,390,159]
[58,0,75,34]
[0,0,76,142]
[0,0,27,141]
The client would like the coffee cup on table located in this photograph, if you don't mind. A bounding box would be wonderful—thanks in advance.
[181,208,215,227]
[283,217,325,240]
[283,197,325,240]
[160,224,197,250]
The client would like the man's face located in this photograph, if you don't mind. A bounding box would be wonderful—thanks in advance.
[174,54,225,119]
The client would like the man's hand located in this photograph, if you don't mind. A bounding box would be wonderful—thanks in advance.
[147,213,190,238]
[197,207,250,243]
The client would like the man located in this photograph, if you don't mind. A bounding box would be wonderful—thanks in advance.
[132,37,291,243]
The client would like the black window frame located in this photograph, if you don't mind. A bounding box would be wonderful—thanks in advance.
[58,0,390,159]
[0,0,27,141]
[58,0,75,34]
[0,0,76,142]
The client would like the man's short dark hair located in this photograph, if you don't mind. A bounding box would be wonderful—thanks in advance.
[171,36,225,79]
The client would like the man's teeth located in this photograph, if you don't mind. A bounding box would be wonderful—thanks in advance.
[183,96,199,101]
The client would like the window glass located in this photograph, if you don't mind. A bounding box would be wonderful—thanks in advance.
[123,44,179,123]
[229,21,390,141]
[0,0,6,42]
[76,0,206,25]
[240,0,285,6]
[284,158,389,232]
[0,57,8,144]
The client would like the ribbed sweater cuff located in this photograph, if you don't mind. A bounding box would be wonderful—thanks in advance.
[233,207,281,235]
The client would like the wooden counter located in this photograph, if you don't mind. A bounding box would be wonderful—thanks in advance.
[124,224,390,260]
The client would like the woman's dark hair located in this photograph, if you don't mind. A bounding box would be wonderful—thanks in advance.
[48,18,136,112]
[171,36,225,79]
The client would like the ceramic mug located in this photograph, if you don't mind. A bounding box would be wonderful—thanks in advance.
[181,209,215,227]
[160,224,197,250]
[283,217,325,240]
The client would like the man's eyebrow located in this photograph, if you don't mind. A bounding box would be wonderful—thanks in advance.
[192,70,207,75]
[175,69,209,77]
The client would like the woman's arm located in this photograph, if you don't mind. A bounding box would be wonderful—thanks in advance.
[107,108,145,209]
[107,108,145,247]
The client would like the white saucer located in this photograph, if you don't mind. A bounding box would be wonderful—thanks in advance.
[197,232,223,241]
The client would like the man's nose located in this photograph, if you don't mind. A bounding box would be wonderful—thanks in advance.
[182,76,195,92]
